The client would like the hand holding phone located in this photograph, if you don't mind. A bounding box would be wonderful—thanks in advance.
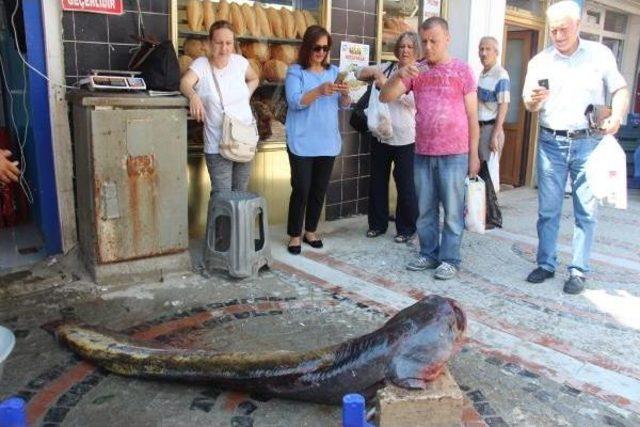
[335,71,348,84]
[538,79,549,90]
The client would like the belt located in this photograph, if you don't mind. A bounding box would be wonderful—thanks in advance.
[540,126,591,139]
[479,119,496,126]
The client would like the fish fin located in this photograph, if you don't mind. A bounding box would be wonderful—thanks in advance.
[389,377,428,389]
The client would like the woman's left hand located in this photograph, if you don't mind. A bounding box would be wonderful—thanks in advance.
[333,83,350,96]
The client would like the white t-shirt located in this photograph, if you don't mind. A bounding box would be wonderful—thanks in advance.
[189,54,253,154]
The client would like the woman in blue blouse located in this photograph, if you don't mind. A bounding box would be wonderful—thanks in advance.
[284,25,350,254]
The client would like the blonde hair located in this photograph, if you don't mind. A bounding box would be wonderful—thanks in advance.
[546,1,581,22]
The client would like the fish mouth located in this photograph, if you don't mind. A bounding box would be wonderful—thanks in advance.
[448,299,467,335]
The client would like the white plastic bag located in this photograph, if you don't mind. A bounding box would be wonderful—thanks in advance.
[488,151,500,193]
[585,135,627,210]
[364,85,393,142]
[464,177,486,234]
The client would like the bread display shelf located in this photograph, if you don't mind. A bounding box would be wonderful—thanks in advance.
[179,29,303,45]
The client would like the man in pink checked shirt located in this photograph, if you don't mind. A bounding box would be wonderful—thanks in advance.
[380,16,480,281]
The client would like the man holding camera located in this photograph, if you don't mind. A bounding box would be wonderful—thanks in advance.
[523,1,628,294]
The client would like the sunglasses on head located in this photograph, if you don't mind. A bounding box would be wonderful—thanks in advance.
[312,45,330,53]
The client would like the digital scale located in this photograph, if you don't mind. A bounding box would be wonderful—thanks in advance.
[80,70,147,91]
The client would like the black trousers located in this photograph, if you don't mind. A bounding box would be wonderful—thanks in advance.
[287,150,335,237]
[368,137,418,236]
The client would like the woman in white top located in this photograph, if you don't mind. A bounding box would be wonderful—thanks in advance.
[356,32,420,243]
[180,20,259,192]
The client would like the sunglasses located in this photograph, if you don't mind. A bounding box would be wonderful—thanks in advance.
[312,45,330,53]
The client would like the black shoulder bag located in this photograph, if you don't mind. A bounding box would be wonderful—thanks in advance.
[349,62,395,134]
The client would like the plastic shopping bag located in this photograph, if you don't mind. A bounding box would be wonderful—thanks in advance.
[464,177,486,234]
[364,85,393,142]
[585,135,627,209]
[479,162,502,229]
[488,151,500,193]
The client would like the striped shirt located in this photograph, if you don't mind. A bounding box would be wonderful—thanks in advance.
[478,63,510,122]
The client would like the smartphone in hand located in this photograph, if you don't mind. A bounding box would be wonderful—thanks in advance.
[538,79,549,90]
[335,71,348,84]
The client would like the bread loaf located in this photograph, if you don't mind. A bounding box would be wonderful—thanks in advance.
[280,8,296,39]
[241,4,259,37]
[241,42,270,62]
[270,44,297,65]
[184,38,205,58]
[293,10,307,39]
[263,59,288,82]
[186,0,203,32]
[266,7,285,38]
[229,3,246,35]
[254,4,272,38]
[203,0,215,32]
[303,10,317,27]
[248,58,262,80]
[216,0,229,21]
[178,55,193,75]
[200,39,210,57]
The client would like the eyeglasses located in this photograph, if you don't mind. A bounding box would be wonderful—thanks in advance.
[312,45,330,53]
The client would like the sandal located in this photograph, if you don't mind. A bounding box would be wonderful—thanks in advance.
[394,234,412,243]
[366,229,385,238]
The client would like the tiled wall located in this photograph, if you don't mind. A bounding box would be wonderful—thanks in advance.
[326,0,377,220]
[62,0,170,85]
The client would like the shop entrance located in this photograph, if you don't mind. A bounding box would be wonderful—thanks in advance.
[501,28,538,187]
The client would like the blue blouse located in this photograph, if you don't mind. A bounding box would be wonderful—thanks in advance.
[285,64,342,157]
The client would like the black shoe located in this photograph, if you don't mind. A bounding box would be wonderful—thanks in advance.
[526,267,555,283]
[287,244,301,255]
[563,275,585,294]
[303,235,323,248]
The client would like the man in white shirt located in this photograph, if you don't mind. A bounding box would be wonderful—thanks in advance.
[477,36,510,165]
[522,1,628,294]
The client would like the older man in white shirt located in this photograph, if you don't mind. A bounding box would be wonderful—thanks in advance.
[522,1,628,294]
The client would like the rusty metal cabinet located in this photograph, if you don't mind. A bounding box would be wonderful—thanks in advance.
[69,92,190,284]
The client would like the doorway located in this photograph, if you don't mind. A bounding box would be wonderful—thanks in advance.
[502,28,538,187]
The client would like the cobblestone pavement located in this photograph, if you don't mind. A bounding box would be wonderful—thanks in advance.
[0,187,638,426]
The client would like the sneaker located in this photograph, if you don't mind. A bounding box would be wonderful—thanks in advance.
[434,262,457,280]
[563,275,586,295]
[526,267,555,283]
[406,256,439,271]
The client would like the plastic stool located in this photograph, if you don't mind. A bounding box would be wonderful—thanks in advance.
[343,394,373,427]
[0,397,26,427]
[203,191,271,278]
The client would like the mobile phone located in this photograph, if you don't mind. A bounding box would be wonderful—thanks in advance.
[538,79,549,90]
[335,71,348,84]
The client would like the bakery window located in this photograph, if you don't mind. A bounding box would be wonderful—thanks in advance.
[175,0,327,144]
[378,0,445,61]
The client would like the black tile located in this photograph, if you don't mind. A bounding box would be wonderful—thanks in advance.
[341,200,357,217]
[110,44,137,70]
[76,43,110,74]
[330,34,344,64]
[108,12,140,44]
[332,0,347,9]
[326,181,341,204]
[330,157,343,181]
[364,14,376,38]
[342,178,357,201]
[364,1,377,14]
[348,0,367,12]
[347,11,365,36]
[359,154,370,176]
[150,0,169,14]
[332,9,347,35]
[74,13,108,42]
[325,204,340,220]
[63,42,77,76]
[123,0,139,11]
[357,198,368,214]
[143,13,169,40]
[343,156,358,178]
[62,12,75,41]
[342,132,359,155]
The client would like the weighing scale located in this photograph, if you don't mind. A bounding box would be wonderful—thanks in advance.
[80,70,147,91]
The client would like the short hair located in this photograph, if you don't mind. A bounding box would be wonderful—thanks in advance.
[298,25,332,70]
[208,20,235,40]
[479,36,499,53]
[393,31,422,60]
[420,16,449,33]
[546,1,581,22]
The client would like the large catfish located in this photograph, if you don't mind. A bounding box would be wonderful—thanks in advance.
[53,295,466,404]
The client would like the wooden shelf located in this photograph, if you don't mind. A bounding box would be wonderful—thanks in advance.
[179,29,303,45]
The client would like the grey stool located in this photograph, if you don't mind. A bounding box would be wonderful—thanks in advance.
[203,191,271,278]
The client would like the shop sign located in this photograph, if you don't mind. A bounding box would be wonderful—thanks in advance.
[339,41,370,102]
[61,0,124,15]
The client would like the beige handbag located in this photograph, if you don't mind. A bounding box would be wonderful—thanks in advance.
[211,67,259,163]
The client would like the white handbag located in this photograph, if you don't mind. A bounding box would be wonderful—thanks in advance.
[211,68,259,163]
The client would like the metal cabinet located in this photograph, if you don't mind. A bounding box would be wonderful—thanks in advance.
[69,92,191,284]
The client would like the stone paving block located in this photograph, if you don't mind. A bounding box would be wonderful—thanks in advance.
[376,368,463,427]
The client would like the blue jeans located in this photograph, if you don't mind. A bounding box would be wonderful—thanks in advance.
[536,129,600,274]
[414,154,468,267]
